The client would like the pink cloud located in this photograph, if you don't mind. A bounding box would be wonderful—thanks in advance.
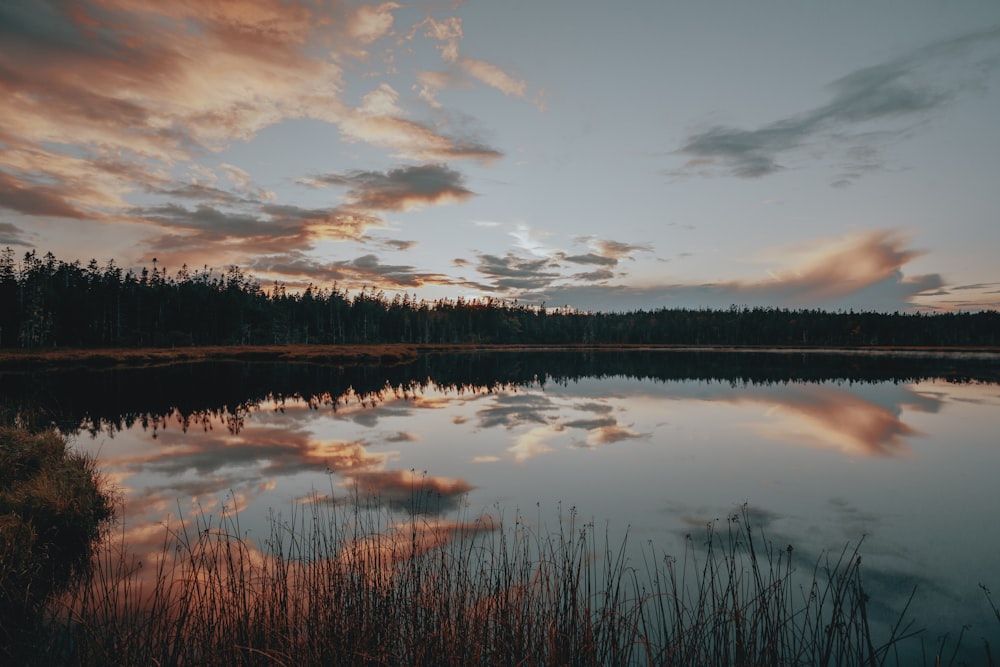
[459,57,527,98]
[521,230,944,312]
[349,2,401,44]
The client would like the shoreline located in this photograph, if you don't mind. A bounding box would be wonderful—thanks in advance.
[2,342,1000,371]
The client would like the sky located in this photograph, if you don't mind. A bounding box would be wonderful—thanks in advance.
[2,0,1000,313]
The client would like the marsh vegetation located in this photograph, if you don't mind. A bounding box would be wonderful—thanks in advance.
[13,494,998,667]
[0,427,115,659]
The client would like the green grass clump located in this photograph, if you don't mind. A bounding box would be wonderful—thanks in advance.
[0,427,115,658]
[26,497,996,666]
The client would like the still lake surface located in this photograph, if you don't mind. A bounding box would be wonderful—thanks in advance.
[4,349,1000,654]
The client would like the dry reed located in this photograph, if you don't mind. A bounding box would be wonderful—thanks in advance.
[21,500,995,666]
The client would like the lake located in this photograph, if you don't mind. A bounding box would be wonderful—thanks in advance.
[4,348,999,659]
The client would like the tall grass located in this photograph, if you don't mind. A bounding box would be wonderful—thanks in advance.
[26,500,996,666]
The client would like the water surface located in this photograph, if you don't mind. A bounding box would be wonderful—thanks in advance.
[4,349,998,655]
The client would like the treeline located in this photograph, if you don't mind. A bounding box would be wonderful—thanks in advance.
[2,249,998,349]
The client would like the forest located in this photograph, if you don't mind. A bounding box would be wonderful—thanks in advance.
[2,248,998,349]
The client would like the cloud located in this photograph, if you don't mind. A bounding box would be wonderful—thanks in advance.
[412,16,464,64]
[409,16,538,107]
[466,234,655,294]
[510,223,555,257]
[675,26,1000,180]
[108,425,390,495]
[951,282,1000,291]
[475,393,558,429]
[245,251,463,291]
[759,230,928,300]
[563,414,646,448]
[594,239,654,260]
[571,402,615,415]
[327,253,460,289]
[570,269,615,282]
[0,0,509,271]
[339,113,503,163]
[372,237,419,252]
[459,57,527,98]
[131,198,394,271]
[0,0,349,264]
[474,252,562,292]
[0,145,163,223]
[750,385,919,458]
[385,431,419,443]
[561,253,617,267]
[507,426,557,463]
[579,424,644,448]
[348,2,400,45]
[519,230,944,312]
[0,170,89,219]
[560,238,653,267]
[302,164,475,212]
[335,515,497,584]
[338,83,502,163]
[415,69,470,108]
[0,0,346,155]
[219,163,276,202]
[634,382,931,460]
[135,204,319,264]
[461,225,932,311]
[342,469,474,514]
[0,222,30,246]
[464,231,659,292]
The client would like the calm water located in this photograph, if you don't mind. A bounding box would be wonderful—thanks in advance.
[4,349,999,655]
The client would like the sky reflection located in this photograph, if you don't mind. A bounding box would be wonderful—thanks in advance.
[68,372,1000,658]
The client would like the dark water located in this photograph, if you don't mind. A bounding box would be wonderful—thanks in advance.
[3,349,999,657]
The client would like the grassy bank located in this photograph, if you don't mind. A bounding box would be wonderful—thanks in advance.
[3,342,999,372]
[0,344,425,371]
[0,428,115,657]
[19,500,996,666]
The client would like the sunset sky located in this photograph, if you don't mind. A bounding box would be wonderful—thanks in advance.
[2,1,999,312]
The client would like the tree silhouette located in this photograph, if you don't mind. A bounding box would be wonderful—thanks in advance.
[0,248,996,349]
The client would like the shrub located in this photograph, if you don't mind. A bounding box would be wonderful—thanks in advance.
[0,427,115,654]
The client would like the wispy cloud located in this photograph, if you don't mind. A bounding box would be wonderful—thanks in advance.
[348,1,401,45]
[578,424,645,448]
[520,231,943,312]
[327,254,460,289]
[133,201,371,269]
[129,159,479,275]
[468,232,654,293]
[559,238,653,268]
[0,170,89,219]
[508,426,557,463]
[474,252,562,292]
[475,393,558,430]
[338,85,503,163]
[0,222,30,246]
[408,16,541,109]
[675,26,1000,182]
[343,469,474,514]
[246,251,463,291]
[300,164,475,211]
[465,230,940,310]
[747,385,920,458]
